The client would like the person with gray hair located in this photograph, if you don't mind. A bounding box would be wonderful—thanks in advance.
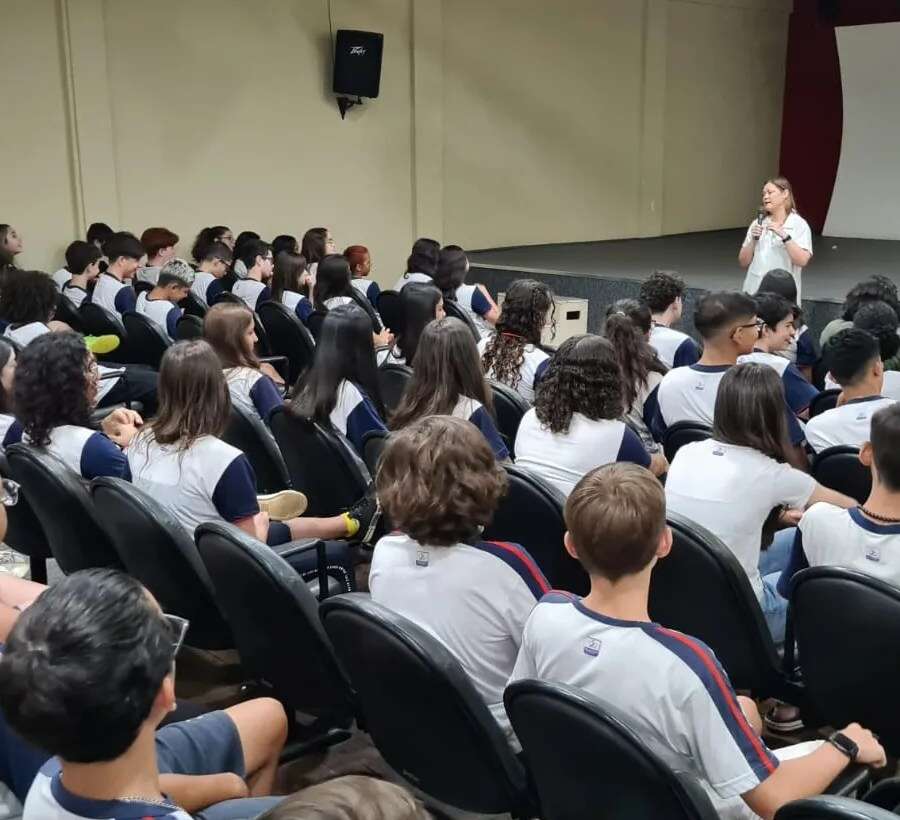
[135,257,194,338]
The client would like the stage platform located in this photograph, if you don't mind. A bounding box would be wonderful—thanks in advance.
[469,229,900,342]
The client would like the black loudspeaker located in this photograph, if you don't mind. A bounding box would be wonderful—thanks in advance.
[333,30,383,99]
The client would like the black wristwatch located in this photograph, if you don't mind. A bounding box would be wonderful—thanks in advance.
[827,731,859,762]
[782,234,792,244]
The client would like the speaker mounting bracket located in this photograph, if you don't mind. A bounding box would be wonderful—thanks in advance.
[336,95,363,120]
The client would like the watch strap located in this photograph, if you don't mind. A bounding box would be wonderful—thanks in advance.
[827,731,859,762]
[782,234,792,243]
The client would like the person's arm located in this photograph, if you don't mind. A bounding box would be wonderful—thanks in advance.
[0,575,45,642]
[233,512,270,543]
[475,283,501,325]
[768,225,812,268]
[212,455,267,540]
[805,483,856,510]
[739,223,761,268]
[159,772,248,813]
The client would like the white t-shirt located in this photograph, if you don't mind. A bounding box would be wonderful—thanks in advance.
[370,533,549,738]
[805,396,895,453]
[736,350,819,415]
[91,272,136,316]
[665,439,816,599]
[826,371,900,401]
[649,325,700,369]
[455,284,494,338]
[232,279,271,312]
[477,334,550,404]
[514,408,651,497]
[224,367,283,430]
[393,271,433,291]
[136,265,161,285]
[4,322,50,347]
[741,212,813,302]
[653,364,727,434]
[51,268,71,289]
[61,282,88,308]
[135,291,181,338]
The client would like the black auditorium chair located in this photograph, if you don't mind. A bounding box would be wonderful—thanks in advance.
[222,404,290,494]
[648,511,802,704]
[55,293,86,333]
[663,421,713,462]
[376,289,403,336]
[361,429,390,477]
[6,444,121,573]
[90,477,233,650]
[811,446,871,504]
[306,310,326,342]
[776,797,900,820]
[182,290,208,318]
[505,680,719,820]
[376,362,412,414]
[269,407,370,517]
[258,301,316,386]
[122,311,172,369]
[320,594,536,818]
[175,314,204,340]
[483,463,588,594]
[0,449,52,583]
[809,388,842,418]
[488,379,530,458]
[79,303,128,360]
[442,300,481,342]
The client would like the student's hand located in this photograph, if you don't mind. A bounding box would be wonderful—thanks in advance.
[101,408,143,448]
[778,508,803,527]
[841,723,887,767]
[649,452,669,477]
[373,328,393,348]
[260,362,285,386]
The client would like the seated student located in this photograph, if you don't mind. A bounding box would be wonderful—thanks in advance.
[314,254,391,347]
[639,269,700,368]
[393,237,440,291]
[390,317,508,460]
[191,225,235,264]
[11,332,140,479]
[138,226,179,285]
[807,329,895,454]
[737,292,819,419]
[384,282,444,367]
[300,226,336,293]
[344,244,381,306]
[665,363,854,643]
[232,239,275,311]
[434,245,499,337]
[826,300,900,399]
[0,338,22,447]
[820,275,900,348]
[191,240,232,307]
[479,279,553,404]
[271,250,313,323]
[271,233,299,258]
[510,462,886,820]
[135,258,193,338]
[0,568,289,819]
[57,240,102,307]
[371,415,548,738]
[0,225,23,285]
[289,304,387,455]
[226,230,260,285]
[514,334,664,495]
[92,231,144,316]
[127,340,376,570]
[0,269,71,345]
[86,221,115,252]
[757,268,818,381]
[205,303,284,429]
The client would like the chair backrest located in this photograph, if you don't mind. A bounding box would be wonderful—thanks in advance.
[122,311,172,368]
[809,388,842,418]
[483,464,588,594]
[488,379,530,458]
[648,511,784,696]
[320,594,532,816]
[182,289,208,318]
[306,310,326,341]
[376,363,412,413]
[775,796,899,820]
[791,566,900,756]
[0,449,52,571]
[258,301,316,386]
[442,299,481,341]
[133,280,154,295]
[90,477,232,649]
[361,429,390,476]
[269,407,370,516]
[79,303,127,359]
[505,680,719,820]
[55,294,86,333]
[175,313,204,341]
[663,421,713,462]
[222,404,290,494]
[6,444,120,574]
[195,522,353,717]
[811,446,871,504]
[376,289,404,335]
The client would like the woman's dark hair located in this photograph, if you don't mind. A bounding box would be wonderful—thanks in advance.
[405,237,440,276]
[604,303,666,411]
[315,254,383,330]
[301,227,329,265]
[0,338,16,414]
[0,269,59,325]
[86,222,115,248]
[237,239,272,273]
[0,225,11,266]
[191,225,232,263]
[144,340,231,449]
[290,304,384,422]
[272,234,299,258]
[0,568,173,763]
[230,231,260,274]
[271,251,308,302]
[395,283,442,366]
[854,300,900,362]
[433,245,468,299]
[758,269,797,304]
[13,331,93,446]
[607,297,652,335]
[712,363,791,463]
[534,334,624,434]
[389,317,493,431]
[841,276,900,322]
[204,302,260,370]
[481,279,555,391]
[754,292,794,332]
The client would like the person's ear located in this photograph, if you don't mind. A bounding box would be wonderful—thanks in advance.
[152,673,177,718]
[657,525,672,560]
[860,441,874,469]
[563,531,579,561]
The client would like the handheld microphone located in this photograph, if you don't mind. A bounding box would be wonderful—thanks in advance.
[757,208,766,226]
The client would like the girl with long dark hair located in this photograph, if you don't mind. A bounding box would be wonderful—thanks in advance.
[386,283,444,366]
[433,245,499,336]
[270,251,313,322]
[313,254,391,346]
[393,237,439,291]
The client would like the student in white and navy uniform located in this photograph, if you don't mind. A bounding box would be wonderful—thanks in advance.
[0,339,22,448]
[389,317,509,460]
[90,232,144,316]
[0,270,73,348]
[190,240,231,307]
[665,364,855,643]
[344,244,382,307]
[387,282,444,367]
[314,254,388,344]
[639,270,700,368]
[807,328,895,454]
[393,237,440,291]
[135,258,193,339]
[271,249,314,323]
[54,240,102,309]
[137,226,178,285]
[479,279,553,404]
[434,245,499,338]
[372,415,549,738]
[231,239,274,312]
[510,462,886,820]
[757,265,821,379]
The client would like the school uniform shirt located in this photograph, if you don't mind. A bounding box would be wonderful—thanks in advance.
[61,281,89,308]
[135,291,181,338]
[477,334,550,404]
[779,325,817,369]
[329,380,387,454]
[649,325,701,369]
[737,349,819,416]
[393,271,433,291]
[190,271,225,306]
[741,212,813,302]
[804,396,895,454]
[9,424,130,481]
[510,592,779,818]
[665,438,816,600]
[281,290,314,323]
[51,268,71,289]
[628,370,664,452]
[225,367,283,427]
[3,323,50,347]
[232,278,272,312]
[351,277,381,305]
[323,295,354,310]
[0,414,22,449]
[825,371,900,401]
[137,264,161,285]
[370,533,549,738]
[91,272,136,316]
[455,284,494,337]
[128,432,259,535]
[453,396,509,460]
[514,408,651,497]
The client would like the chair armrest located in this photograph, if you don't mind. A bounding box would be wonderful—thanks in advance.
[270,538,331,600]
[90,403,144,426]
[260,355,289,382]
[825,763,871,798]
[270,537,321,558]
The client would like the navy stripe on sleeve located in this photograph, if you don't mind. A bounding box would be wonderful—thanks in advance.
[114,286,137,314]
[673,337,701,368]
[471,286,491,316]
[249,374,284,422]
[534,357,550,390]
[345,393,387,454]
[643,384,661,436]
[165,307,181,339]
[473,540,551,599]
[782,365,819,414]
[469,405,509,460]
[616,426,651,468]
[777,529,809,598]
[211,454,260,522]
[256,285,273,310]
[2,420,23,448]
[295,298,314,322]
[80,432,130,480]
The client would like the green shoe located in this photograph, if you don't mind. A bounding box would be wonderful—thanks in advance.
[84,334,120,355]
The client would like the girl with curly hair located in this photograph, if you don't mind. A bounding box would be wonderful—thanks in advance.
[514,334,665,497]
[479,279,554,404]
[824,300,900,398]
[0,269,71,346]
[371,414,548,740]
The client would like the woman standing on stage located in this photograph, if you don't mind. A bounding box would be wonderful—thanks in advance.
[738,176,813,302]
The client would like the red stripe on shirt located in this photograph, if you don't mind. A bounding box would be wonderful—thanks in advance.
[485,540,551,594]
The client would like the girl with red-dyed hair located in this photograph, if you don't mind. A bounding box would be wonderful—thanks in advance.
[344,244,380,307]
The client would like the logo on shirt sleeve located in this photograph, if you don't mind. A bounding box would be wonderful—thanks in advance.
[415,550,429,567]
[583,637,602,657]
[712,445,725,457]
[866,547,881,563]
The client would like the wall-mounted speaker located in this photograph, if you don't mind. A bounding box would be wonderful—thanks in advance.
[333,30,383,99]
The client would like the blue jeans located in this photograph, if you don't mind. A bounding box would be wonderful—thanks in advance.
[758,528,795,645]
